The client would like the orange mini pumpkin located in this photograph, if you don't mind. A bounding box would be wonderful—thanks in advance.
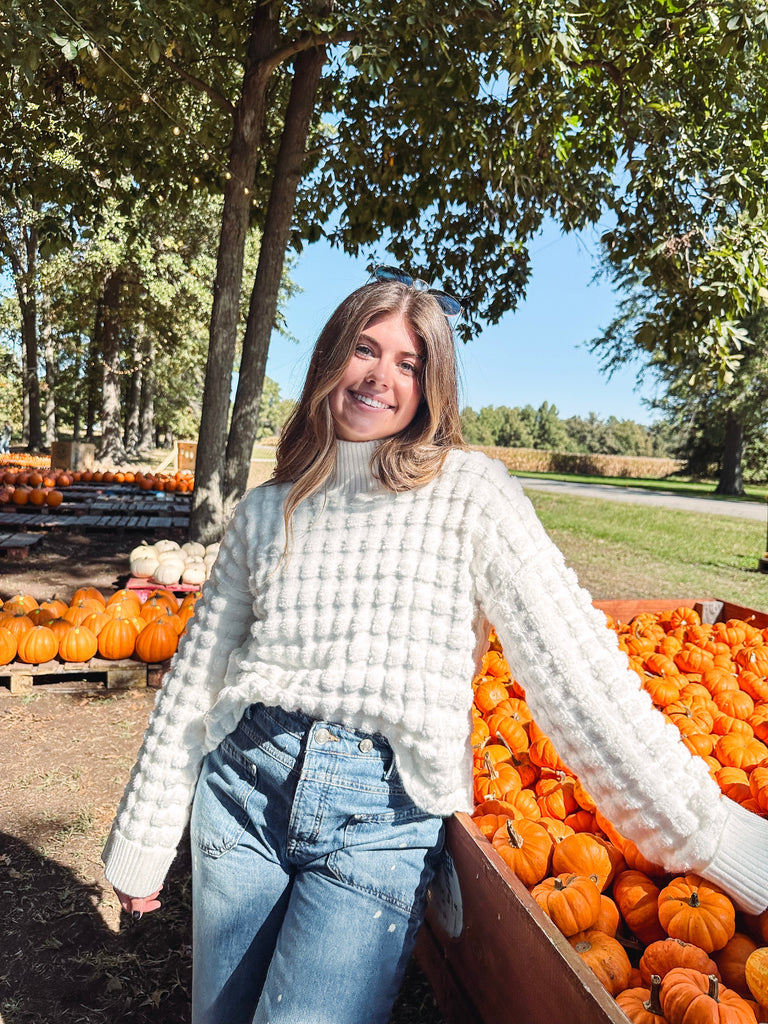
[657,874,736,953]
[639,938,721,986]
[616,974,666,1024]
[491,818,553,888]
[531,872,601,936]
[660,967,755,1024]
[568,928,632,995]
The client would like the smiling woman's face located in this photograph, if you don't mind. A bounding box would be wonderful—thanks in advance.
[328,312,424,442]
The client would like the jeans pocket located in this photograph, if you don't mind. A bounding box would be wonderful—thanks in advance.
[191,740,258,858]
[328,809,444,916]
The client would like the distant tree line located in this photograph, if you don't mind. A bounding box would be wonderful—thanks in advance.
[460,403,675,458]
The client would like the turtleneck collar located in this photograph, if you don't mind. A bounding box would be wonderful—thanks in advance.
[329,439,383,497]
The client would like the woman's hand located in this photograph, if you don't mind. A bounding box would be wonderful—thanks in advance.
[114,885,163,920]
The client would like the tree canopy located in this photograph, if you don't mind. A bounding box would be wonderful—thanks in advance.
[3,0,768,533]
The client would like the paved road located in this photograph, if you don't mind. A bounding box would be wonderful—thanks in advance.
[516,476,768,522]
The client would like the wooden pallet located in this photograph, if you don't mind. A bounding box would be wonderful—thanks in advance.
[0,656,156,696]
[0,532,43,560]
[0,510,189,532]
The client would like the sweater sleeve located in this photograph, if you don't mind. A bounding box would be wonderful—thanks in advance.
[471,458,768,914]
[101,496,256,898]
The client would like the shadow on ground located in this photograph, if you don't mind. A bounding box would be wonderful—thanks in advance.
[0,832,192,1023]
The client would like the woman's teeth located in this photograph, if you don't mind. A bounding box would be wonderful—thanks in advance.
[353,392,390,410]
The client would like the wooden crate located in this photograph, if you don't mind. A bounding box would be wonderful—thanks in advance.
[416,597,768,1024]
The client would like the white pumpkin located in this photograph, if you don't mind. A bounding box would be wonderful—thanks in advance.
[130,542,157,562]
[154,538,181,553]
[182,541,206,559]
[203,552,218,570]
[204,542,221,558]
[153,560,184,586]
[130,554,159,579]
[182,563,207,586]
[156,549,187,564]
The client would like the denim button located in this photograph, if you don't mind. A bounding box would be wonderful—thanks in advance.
[358,738,373,753]
[315,728,331,743]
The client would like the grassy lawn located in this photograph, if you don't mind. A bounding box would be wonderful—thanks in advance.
[527,489,768,611]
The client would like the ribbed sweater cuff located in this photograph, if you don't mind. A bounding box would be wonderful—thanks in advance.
[703,800,768,914]
[101,827,177,899]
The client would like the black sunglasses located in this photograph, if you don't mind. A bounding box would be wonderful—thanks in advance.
[370,265,463,321]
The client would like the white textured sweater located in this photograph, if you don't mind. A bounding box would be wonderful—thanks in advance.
[102,442,768,911]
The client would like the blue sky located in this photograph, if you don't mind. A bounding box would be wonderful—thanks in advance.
[265,217,658,425]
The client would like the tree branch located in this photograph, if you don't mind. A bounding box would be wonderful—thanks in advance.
[263,29,357,75]
[160,55,236,116]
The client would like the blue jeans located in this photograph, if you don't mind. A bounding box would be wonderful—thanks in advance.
[190,703,445,1024]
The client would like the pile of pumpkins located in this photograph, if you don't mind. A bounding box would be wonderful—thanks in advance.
[62,468,194,492]
[0,454,51,469]
[0,586,201,666]
[129,538,220,588]
[0,466,196,509]
[471,607,768,1023]
[0,468,72,508]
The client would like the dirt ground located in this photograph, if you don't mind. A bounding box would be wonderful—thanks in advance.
[0,532,442,1024]
[0,533,191,1023]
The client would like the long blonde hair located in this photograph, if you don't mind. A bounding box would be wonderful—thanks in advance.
[273,280,466,543]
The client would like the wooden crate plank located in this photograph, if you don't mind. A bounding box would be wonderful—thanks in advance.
[414,923,483,1024]
[0,532,43,560]
[593,597,768,628]
[106,662,147,689]
[0,513,25,526]
[592,597,707,622]
[0,532,41,548]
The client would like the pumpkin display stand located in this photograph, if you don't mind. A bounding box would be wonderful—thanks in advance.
[415,597,768,1024]
[0,655,172,696]
[125,575,202,604]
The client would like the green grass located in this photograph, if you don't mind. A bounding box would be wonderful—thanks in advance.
[512,469,767,503]
[526,490,768,611]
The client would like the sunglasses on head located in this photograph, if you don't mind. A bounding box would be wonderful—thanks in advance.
[370,264,463,321]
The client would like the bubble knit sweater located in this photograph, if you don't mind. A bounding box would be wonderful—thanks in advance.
[102,441,768,911]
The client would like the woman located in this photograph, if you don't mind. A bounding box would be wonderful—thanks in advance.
[103,270,768,1024]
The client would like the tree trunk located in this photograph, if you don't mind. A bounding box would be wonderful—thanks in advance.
[189,2,281,545]
[223,44,327,507]
[138,330,156,453]
[715,412,745,495]
[124,328,144,455]
[42,309,57,447]
[17,223,43,451]
[21,340,29,446]
[95,269,128,464]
